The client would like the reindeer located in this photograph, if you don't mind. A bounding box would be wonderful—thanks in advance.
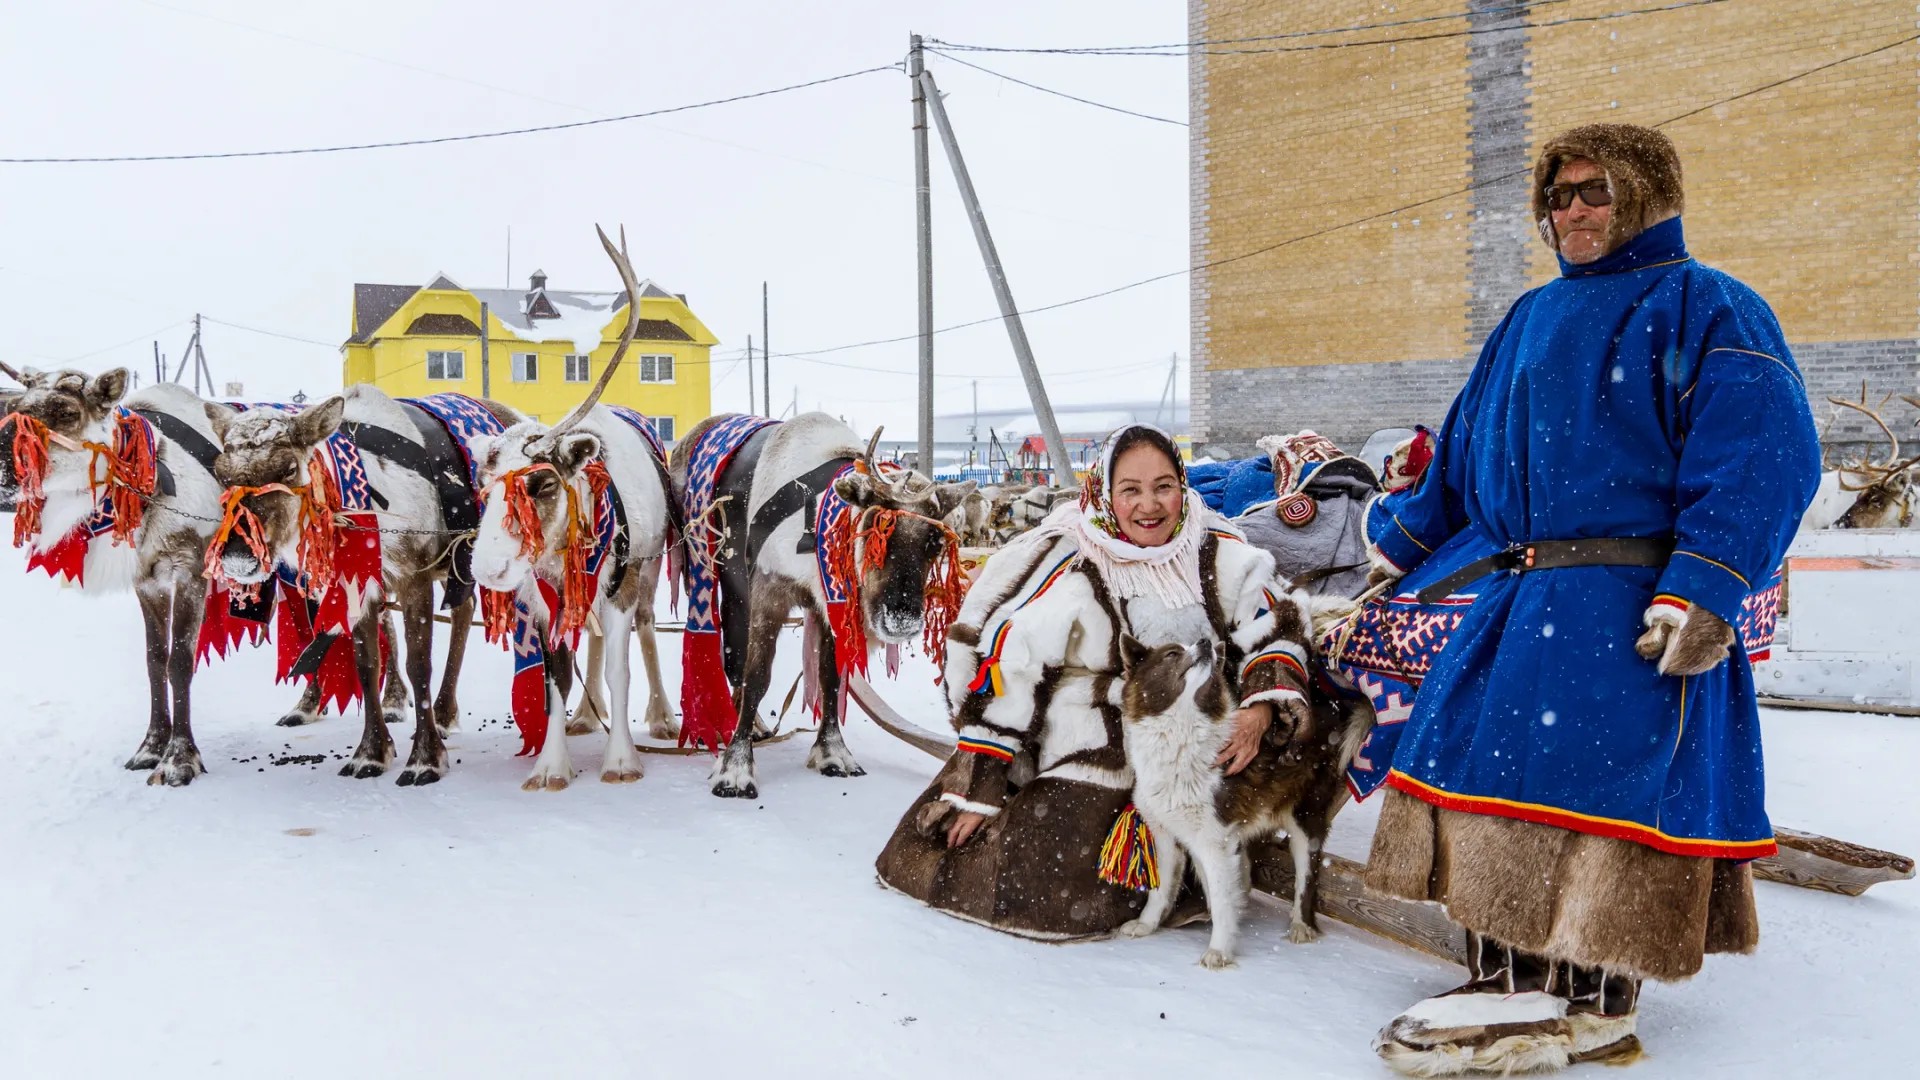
[202,383,513,785]
[1,365,228,785]
[1812,395,1919,531]
[670,418,976,799]
[455,227,676,792]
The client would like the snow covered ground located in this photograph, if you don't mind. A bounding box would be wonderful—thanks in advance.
[2,540,1914,1079]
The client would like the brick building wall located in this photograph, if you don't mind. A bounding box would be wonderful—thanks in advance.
[1191,0,1920,461]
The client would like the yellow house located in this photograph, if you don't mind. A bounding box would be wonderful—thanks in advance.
[341,270,716,442]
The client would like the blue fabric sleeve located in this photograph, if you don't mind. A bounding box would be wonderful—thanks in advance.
[1656,345,1821,623]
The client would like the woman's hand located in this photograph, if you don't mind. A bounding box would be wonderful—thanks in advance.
[1214,703,1274,776]
[947,811,990,848]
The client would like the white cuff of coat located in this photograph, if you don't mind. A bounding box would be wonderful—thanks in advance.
[1240,687,1307,715]
[939,792,1002,818]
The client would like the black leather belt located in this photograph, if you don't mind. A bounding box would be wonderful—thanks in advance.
[1414,537,1674,604]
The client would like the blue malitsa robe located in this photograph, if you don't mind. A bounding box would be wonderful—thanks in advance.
[1350,217,1820,859]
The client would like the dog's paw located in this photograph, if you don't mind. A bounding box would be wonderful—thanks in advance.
[1115,919,1156,939]
[1199,949,1238,971]
[1287,920,1322,945]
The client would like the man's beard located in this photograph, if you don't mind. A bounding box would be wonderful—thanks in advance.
[1558,225,1608,264]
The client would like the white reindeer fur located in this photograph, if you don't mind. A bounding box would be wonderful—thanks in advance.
[471,405,675,790]
[28,382,224,596]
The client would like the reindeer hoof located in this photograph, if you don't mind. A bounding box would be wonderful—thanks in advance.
[521,771,572,792]
[276,712,319,728]
[600,767,643,784]
[125,751,163,771]
[1199,949,1237,971]
[565,716,599,737]
[711,779,758,799]
[646,717,681,741]
[383,709,408,726]
[1288,921,1322,945]
[806,741,867,778]
[396,766,443,787]
[340,760,387,779]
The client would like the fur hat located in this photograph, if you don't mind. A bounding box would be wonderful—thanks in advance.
[1531,124,1685,254]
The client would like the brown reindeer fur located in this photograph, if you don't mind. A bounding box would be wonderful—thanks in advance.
[1367,788,1758,982]
[1635,605,1736,677]
[1531,124,1684,256]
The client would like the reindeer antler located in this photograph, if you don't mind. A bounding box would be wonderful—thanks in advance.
[862,426,884,473]
[0,359,23,384]
[1829,395,1901,477]
[547,224,645,440]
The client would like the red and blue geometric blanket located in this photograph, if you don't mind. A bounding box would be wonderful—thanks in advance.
[678,413,779,750]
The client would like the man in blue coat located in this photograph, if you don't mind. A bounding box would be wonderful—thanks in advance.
[1357,125,1821,1074]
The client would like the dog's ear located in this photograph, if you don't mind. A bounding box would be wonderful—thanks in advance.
[1119,633,1151,677]
[1213,639,1229,669]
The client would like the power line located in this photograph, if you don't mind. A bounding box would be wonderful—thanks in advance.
[932,0,1731,57]
[203,316,340,349]
[928,51,1186,126]
[0,64,899,164]
[776,28,1919,360]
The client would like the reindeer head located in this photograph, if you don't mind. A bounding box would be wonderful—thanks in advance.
[1829,394,1919,530]
[204,397,345,585]
[829,440,976,646]
[0,365,131,495]
[471,421,604,594]
[1118,635,1230,727]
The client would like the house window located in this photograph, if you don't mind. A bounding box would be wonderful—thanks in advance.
[564,354,590,382]
[650,415,675,442]
[638,354,675,383]
[426,350,465,381]
[511,352,539,382]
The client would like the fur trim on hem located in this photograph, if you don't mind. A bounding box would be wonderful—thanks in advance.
[1375,1032,1572,1078]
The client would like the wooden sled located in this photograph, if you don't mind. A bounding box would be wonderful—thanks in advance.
[846,675,1916,964]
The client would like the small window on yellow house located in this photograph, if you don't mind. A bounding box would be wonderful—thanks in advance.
[650,415,676,442]
[564,355,590,382]
[638,354,674,384]
[426,350,465,381]
[511,353,539,382]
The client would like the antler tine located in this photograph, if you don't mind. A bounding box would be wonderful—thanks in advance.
[1902,393,1920,419]
[0,359,23,384]
[1828,396,1900,469]
[862,426,884,473]
[547,224,645,440]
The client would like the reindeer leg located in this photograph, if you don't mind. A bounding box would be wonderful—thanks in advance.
[276,679,327,728]
[341,606,394,778]
[433,593,473,734]
[804,600,865,779]
[524,638,576,791]
[128,584,173,770]
[598,604,642,783]
[150,575,209,787]
[379,609,409,725]
[569,627,607,736]
[396,578,447,787]
[709,605,778,800]
[633,560,678,741]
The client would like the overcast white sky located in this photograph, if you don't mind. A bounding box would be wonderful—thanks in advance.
[0,0,1190,433]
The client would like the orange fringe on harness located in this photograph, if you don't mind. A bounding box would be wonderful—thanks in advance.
[202,452,341,600]
[821,504,967,678]
[488,459,610,645]
[7,410,157,549]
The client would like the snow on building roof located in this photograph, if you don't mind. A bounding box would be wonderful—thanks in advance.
[347,277,688,352]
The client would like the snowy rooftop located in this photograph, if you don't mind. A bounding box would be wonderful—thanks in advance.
[350,274,689,354]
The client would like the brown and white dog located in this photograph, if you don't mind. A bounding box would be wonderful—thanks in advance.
[1113,634,1362,968]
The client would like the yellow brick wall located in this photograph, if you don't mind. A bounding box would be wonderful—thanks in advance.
[1199,0,1920,375]
[1525,0,1918,344]
[1199,1,1473,371]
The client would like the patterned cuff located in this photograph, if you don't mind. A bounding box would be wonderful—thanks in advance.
[1657,551,1751,627]
[1241,640,1310,687]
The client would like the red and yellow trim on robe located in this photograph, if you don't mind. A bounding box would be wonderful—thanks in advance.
[1651,593,1689,616]
[1241,640,1309,685]
[1207,527,1244,545]
[1254,587,1281,620]
[1384,769,1779,860]
[957,737,1015,762]
[967,552,1075,697]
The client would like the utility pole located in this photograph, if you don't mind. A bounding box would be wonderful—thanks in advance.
[172,315,214,396]
[761,282,772,426]
[746,334,756,415]
[1155,352,1178,427]
[479,301,491,398]
[152,341,163,386]
[910,34,936,478]
[918,68,1070,482]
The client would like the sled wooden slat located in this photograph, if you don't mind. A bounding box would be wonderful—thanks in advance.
[1754,827,1917,896]
[1247,840,1467,964]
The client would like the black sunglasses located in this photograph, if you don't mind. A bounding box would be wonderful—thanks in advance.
[1544,178,1613,212]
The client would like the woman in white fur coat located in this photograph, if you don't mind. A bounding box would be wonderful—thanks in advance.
[875,424,1316,940]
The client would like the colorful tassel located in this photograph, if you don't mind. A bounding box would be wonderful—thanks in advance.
[1097,804,1159,892]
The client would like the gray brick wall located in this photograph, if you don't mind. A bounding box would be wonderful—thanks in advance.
[1466,0,1534,350]
[1193,338,1919,464]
